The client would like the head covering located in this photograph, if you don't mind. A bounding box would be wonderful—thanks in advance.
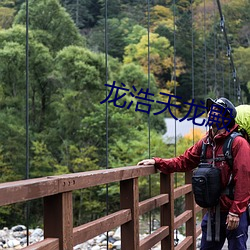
[206,97,237,119]
[235,105,250,138]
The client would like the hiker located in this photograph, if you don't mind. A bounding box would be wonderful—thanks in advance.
[137,97,250,250]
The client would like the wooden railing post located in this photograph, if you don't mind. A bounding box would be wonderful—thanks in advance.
[120,178,139,250]
[185,171,196,250]
[160,173,174,250]
[44,192,73,250]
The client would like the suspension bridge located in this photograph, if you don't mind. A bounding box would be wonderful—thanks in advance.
[0,0,249,249]
[0,165,202,249]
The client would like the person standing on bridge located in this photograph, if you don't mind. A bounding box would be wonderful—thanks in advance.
[137,97,250,250]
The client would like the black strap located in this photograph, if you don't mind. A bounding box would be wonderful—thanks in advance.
[223,132,243,200]
[200,142,207,162]
[223,132,242,169]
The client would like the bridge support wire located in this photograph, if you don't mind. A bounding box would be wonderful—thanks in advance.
[25,0,30,246]
[215,0,242,104]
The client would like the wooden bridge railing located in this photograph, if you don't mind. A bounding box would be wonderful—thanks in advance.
[0,165,204,250]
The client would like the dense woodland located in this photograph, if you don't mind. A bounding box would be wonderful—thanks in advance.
[0,0,249,228]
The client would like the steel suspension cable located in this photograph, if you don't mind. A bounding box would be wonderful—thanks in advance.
[104,0,109,248]
[204,0,207,98]
[191,0,195,145]
[213,0,217,95]
[216,0,242,104]
[25,0,30,245]
[218,27,225,96]
[147,0,152,234]
[172,0,179,245]
[173,0,177,162]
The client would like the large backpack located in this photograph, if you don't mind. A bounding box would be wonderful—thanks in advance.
[192,104,250,241]
[192,132,242,208]
[192,132,242,242]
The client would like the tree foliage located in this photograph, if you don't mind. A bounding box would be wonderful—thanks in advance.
[0,0,249,228]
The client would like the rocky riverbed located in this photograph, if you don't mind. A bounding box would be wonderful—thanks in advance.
[0,225,188,249]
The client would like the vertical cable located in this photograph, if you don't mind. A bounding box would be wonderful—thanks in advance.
[104,0,109,247]
[25,0,30,245]
[222,61,224,96]
[216,0,241,103]
[173,0,179,245]
[220,38,225,96]
[173,1,176,157]
[147,0,152,234]
[213,0,217,96]
[204,0,207,98]
[228,64,231,100]
[191,0,195,145]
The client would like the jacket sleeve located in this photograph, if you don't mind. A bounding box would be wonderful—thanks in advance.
[153,139,203,174]
[230,136,250,215]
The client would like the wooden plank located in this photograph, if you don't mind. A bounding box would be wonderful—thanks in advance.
[73,209,131,245]
[58,165,156,192]
[44,192,73,250]
[120,178,140,250]
[174,184,192,199]
[0,165,156,206]
[139,194,169,215]
[22,238,59,250]
[140,226,169,250]
[0,177,59,206]
[195,204,203,213]
[196,226,202,237]
[175,236,193,250]
[174,210,192,229]
[185,172,196,250]
[161,173,174,250]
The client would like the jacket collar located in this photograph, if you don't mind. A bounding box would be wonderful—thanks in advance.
[206,124,239,143]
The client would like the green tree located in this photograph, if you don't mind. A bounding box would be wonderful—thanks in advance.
[61,0,101,28]
[0,7,15,29]
[87,17,137,60]
[124,32,185,90]
[14,0,84,52]
[234,46,250,102]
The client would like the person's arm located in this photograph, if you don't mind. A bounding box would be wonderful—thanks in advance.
[137,159,155,166]
[229,136,250,216]
[138,139,203,174]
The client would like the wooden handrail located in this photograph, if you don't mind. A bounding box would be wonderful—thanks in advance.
[0,165,203,250]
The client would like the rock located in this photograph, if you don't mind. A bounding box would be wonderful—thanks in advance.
[14,245,22,249]
[30,228,43,238]
[91,246,101,250]
[87,238,94,245]
[11,226,26,232]
[107,231,114,237]
[113,227,120,240]
[73,243,87,249]
[0,230,7,238]
[95,234,106,243]
[108,237,116,243]
[7,239,20,248]
[100,240,107,246]
[113,240,121,249]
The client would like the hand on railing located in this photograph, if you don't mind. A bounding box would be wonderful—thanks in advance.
[137,159,155,166]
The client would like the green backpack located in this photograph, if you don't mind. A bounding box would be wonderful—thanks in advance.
[235,105,250,141]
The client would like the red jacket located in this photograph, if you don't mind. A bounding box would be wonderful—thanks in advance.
[154,124,250,216]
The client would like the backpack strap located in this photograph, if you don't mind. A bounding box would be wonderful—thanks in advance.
[200,142,208,162]
[223,132,243,200]
[223,132,242,169]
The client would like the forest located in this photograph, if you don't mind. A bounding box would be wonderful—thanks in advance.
[0,0,249,228]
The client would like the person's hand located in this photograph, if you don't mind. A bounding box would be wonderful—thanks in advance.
[137,159,155,166]
[226,213,240,230]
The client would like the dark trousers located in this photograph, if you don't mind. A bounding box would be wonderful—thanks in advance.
[200,211,249,250]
